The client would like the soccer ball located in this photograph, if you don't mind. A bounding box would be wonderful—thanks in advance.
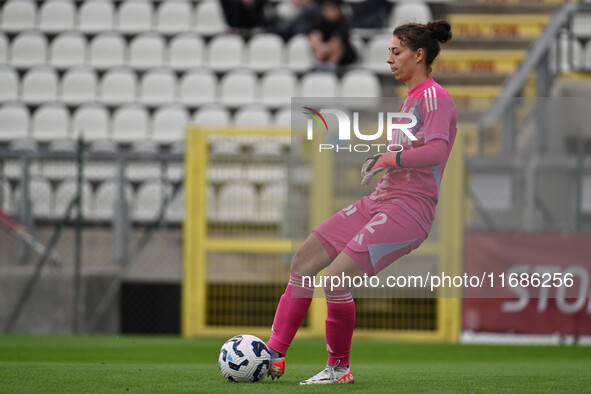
[218,334,271,383]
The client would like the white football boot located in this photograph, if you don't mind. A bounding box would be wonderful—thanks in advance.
[299,364,354,385]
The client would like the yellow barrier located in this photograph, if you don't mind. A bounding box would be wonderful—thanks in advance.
[183,126,465,342]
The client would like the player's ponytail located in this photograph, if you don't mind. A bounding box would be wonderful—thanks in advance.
[393,20,452,74]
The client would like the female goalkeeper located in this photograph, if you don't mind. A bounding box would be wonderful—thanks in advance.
[267,20,456,385]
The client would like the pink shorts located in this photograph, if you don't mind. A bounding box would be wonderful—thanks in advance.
[313,197,428,276]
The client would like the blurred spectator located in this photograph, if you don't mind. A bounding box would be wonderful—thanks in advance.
[308,0,357,70]
[220,0,267,29]
[268,0,322,41]
[350,0,391,29]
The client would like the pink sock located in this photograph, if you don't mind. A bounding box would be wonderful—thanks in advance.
[325,288,355,366]
[267,273,313,355]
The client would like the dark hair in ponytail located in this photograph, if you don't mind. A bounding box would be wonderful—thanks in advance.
[393,20,452,74]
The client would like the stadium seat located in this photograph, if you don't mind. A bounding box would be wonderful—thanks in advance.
[72,104,110,142]
[53,179,92,218]
[128,33,166,70]
[99,67,137,105]
[165,187,185,223]
[206,185,217,221]
[247,34,284,71]
[0,33,7,64]
[273,106,291,128]
[38,0,76,33]
[389,2,432,27]
[219,70,257,107]
[156,0,192,34]
[132,180,173,222]
[168,34,205,70]
[15,178,53,219]
[582,176,591,213]
[77,0,115,34]
[21,67,59,105]
[117,0,154,35]
[84,158,118,181]
[89,33,126,70]
[139,68,177,106]
[208,34,245,72]
[341,69,380,97]
[258,183,287,223]
[286,35,313,72]
[300,72,338,97]
[195,0,227,36]
[152,104,189,143]
[366,34,392,73]
[92,180,133,221]
[1,180,12,214]
[216,182,257,222]
[0,103,30,142]
[126,159,162,182]
[584,41,591,71]
[551,32,584,73]
[193,105,231,128]
[32,103,70,142]
[260,70,297,108]
[50,32,87,70]
[233,105,271,128]
[572,13,591,39]
[61,67,98,105]
[1,0,36,33]
[179,68,217,106]
[10,32,48,69]
[0,67,19,103]
[471,174,513,212]
[112,104,150,143]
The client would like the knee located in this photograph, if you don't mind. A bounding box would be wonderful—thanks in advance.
[290,246,329,277]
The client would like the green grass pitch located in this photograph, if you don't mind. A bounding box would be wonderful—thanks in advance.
[1,335,590,393]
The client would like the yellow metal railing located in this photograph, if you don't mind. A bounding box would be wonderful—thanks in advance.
[183,126,465,342]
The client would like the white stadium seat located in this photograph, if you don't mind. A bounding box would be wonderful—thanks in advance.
[260,70,297,108]
[193,105,230,128]
[77,0,115,34]
[92,180,133,221]
[247,34,284,71]
[89,33,126,70]
[50,32,87,70]
[572,12,591,38]
[390,2,432,27]
[139,68,177,106]
[61,67,98,105]
[287,35,313,72]
[0,33,7,64]
[165,188,185,223]
[0,103,30,142]
[156,0,192,34]
[168,34,205,70]
[100,68,137,105]
[366,34,392,73]
[233,105,271,128]
[585,41,591,71]
[208,34,244,72]
[179,68,217,106]
[39,0,76,33]
[152,105,189,143]
[15,178,53,219]
[219,70,257,107]
[195,0,227,36]
[300,72,338,97]
[32,103,70,142]
[21,67,59,105]
[72,104,110,141]
[258,183,287,223]
[112,104,150,143]
[0,67,19,103]
[10,32,48,69]
[54,179,92,218]
[341,69,381,97]
[117,0,154,35]
[128,33,165,70]
[132,180,173,222]
[206,185,217,221]
[1,180,12,214]
[273,107,291,128]
[551,32,584,73]
[216,183,257,222]
[1,0,36,33]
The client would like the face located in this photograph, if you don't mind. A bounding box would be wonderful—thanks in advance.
[323,3,341,22]
[386,35,423,81]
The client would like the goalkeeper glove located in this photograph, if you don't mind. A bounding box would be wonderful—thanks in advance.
[360,150,403,186]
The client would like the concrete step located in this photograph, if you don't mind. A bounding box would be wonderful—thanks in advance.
[449,0,563,15]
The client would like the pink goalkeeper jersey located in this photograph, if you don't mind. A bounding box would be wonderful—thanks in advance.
[370,78,457,233]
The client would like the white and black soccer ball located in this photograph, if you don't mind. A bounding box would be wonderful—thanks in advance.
[218,334,271,383]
